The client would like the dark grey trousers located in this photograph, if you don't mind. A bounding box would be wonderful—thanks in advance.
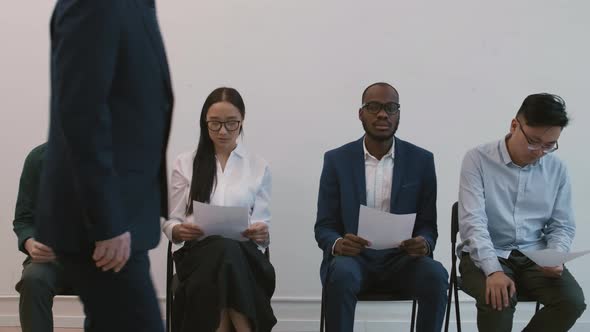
[460,251,586,332]
[15,259,70,332]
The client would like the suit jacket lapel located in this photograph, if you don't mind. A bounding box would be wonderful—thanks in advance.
[352,137,367,206]
[390,137,405,211]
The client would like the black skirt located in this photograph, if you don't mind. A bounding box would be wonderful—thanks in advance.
[172,236,276,332]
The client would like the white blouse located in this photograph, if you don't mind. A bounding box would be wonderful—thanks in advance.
[161,144,271,249]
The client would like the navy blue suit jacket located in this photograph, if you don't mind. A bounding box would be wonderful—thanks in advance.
[36,0,173,253]
[314,137,438,282]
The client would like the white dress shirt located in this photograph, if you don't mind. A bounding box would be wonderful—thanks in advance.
[363,138,394,212]
[332,137,394,254]
[161,144,271,250]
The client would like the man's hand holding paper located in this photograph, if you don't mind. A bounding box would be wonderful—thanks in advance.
[357,205,416,250]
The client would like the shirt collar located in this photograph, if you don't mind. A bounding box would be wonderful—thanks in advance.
[214,142,245,162]
[363,136,394,161]
[231,142,246,158]
[499,134,542,168]
[499,135,513,165]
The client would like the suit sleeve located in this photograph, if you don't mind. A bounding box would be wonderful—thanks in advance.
[314,152,344,254]
[51,1,126,241]
[413,152,438,253]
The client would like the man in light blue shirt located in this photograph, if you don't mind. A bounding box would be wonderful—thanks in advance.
[458,93,586,332]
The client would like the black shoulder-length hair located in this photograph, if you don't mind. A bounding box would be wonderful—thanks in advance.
[186,87,245,215]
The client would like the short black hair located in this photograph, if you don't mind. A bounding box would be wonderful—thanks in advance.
[516,93,569,128]
[361,82,399,103]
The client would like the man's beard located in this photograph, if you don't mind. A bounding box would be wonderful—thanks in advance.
[362,120,399,142]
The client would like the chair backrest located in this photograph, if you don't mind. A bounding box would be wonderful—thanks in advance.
[166,241,174,280]
[450,201,459,246]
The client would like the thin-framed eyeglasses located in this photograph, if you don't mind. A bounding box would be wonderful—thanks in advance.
[515,118,559,153]
[207,120,241,132]
[361,101,400,116]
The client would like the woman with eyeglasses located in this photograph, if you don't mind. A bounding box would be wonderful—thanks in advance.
[162,87,276,332]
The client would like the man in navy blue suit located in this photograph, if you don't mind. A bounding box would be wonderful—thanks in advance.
[315,82,448,332]
[35,1,173,331]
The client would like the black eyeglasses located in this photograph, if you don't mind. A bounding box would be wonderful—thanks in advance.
[515,118,559,153]
[361,101,400,115]
[207,120,241,132]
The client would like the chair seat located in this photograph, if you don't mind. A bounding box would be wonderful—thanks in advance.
[321,288,418,332]
[357,290,414,301]
[58,287,76,296]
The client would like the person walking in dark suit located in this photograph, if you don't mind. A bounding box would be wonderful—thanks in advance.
[35,1,173,331]
[314,82,448,332]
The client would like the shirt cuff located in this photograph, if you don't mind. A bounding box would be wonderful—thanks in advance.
[331,237,343,256]
[162,219,183,244]
[546,242,569,253]
[479,257,504,276]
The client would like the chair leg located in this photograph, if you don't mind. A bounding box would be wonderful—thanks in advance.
[444,275,454,332]
[320,287,326,332]
[165,281,170,331]
[166,242,173,332]
[410,299,417,332]
[454,281,461,332]
[166,281,172,332]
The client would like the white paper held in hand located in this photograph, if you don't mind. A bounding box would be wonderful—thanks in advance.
[521,248,590,267]
[192,201,250,241]
[357,205,416,250]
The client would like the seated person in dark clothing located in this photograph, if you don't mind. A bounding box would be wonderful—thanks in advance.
[161,87,276,332]
[13,143,75,332]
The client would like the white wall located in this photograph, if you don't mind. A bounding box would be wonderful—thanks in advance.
[1,1,590,330]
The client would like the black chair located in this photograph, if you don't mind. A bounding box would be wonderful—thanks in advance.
[165,241,270,332]
[165,241,175,332]
[444,202,540,332]
[319,274,418,332]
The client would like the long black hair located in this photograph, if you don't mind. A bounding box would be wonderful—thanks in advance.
[186,87,245,215]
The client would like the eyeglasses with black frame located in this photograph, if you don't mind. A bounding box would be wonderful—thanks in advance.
[515,118,559,153]
[361,101,400,115]
[207,120,241,132]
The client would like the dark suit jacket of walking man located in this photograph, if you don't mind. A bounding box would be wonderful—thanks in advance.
[35,1,173,331]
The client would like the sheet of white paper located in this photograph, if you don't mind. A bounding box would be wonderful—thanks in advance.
[357,205,416,250]
[521,249,590,267]
[192,201,250,241]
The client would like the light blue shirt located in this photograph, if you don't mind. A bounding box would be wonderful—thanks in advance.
[458,136,575,276]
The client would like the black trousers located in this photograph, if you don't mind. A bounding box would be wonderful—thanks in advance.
[16,259,70,332]
[61,251,164,332]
